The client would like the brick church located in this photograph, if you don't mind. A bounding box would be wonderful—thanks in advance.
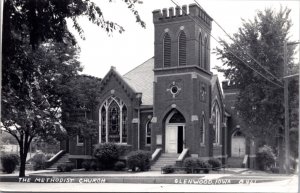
[62,4,257,169]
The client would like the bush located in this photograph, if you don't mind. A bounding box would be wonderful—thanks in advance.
[127,150,151,172]
[93,143,120,169]
[162,165,175,174]
[45,154,54,161]
[183,157,198,173]
[270,167,280,174]
[256,145,276,171]
[82,160,91,171]
[114,161,126,171]
[57,162,75,172]
[90,160,102,171]
[116,144,132,156]
[1,153,19,173]
[31,153,47,171]
[208,158,221,170]
[183,157,211,174]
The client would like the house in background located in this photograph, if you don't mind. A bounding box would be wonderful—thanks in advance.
[60,4,257,169]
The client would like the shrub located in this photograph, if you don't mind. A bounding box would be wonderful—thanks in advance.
[256,145,276,171]
[45,154,54,161]
[88,160,103,171]
[183,157,211,174]
[57,162,75,172]
[127,150,151,172]
[208,158,221,170]
[93,143,120,169]
[116,144,132,156]
[114,161,126,171]
[162,165,175,174]
[270,167,280,174]
[31,153,47,170]
[1,153,19,173]
[82,160,91,171]
[183,157,198,173]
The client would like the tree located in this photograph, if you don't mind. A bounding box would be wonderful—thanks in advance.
[215,7,298,147]
[61,75,102,141]
[1,0,145,177]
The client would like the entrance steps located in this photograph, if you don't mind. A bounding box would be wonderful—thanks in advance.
[151,153,178,171]
[227,157,244,168]
[46,153,70,170]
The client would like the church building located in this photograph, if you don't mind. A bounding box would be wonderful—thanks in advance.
[62,4,256,169]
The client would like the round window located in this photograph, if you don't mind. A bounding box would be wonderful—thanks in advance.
[170,85,179,94]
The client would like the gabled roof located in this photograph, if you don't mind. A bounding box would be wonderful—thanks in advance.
[123,58,154,105]
[211,74,225,109]
[99,66,137,99]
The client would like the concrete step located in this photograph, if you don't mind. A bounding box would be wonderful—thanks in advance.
[151,153,178,171]
[227,157,244,168]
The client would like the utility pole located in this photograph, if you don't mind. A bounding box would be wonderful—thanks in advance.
[283,41,290,174]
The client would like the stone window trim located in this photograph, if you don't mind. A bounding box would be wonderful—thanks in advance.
[99,96,127,144]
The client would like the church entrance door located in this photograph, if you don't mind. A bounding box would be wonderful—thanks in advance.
[165,110,186,154]
[231,130,246,157]
[165,125,178,153]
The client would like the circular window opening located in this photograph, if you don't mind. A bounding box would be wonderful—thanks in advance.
[171,85,179,94]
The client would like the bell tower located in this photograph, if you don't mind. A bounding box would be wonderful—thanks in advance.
[151,4,214,156]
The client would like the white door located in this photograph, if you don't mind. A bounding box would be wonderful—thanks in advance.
[231,137,246,157]
[165,125,178,153]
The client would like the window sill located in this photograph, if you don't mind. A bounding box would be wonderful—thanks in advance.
[213,143,222,147]
[200,144,206,147]
[76,143,84,146]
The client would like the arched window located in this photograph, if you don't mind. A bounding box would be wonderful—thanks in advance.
[204,37,208,70]
[145,120,152,145]
[178,31,187,66]
[212,103,221,144]
[200,116,205,145]
[199,33,203,68]
[163,33,171,67]
[99,96,127,143]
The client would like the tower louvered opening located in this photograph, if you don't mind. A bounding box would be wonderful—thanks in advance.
[163,33,171,67]
[178,31,187,66]
[204,37,208,70]
[199,33,203,68]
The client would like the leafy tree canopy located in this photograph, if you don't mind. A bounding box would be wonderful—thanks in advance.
[1,0,145,177]
[215,7,298,146]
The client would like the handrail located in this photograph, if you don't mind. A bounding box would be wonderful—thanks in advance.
[177,148,189,164]
[151,148,162,163]
[45,150,65,168]
[177,148,189,161]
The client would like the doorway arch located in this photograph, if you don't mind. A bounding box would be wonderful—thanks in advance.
[165,110,186,154]
[231,130,246,157]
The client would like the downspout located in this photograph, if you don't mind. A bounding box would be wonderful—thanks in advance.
[138,107,140,150]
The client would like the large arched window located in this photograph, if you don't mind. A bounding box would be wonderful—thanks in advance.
[204,37,208,70]
[200,116,205,145]
[178,31,187,66]
[99,96,127,143]
[198,33,203,68]
[145,120,152,146]
[163,33,171,67]
[212,102,221,144]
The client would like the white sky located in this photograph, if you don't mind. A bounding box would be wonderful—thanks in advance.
[68,0,300,81]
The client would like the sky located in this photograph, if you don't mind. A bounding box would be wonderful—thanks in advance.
[67,0,300,81]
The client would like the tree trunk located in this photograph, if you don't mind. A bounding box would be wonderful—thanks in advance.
[19,154,27,177]
[18,134,31,177]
